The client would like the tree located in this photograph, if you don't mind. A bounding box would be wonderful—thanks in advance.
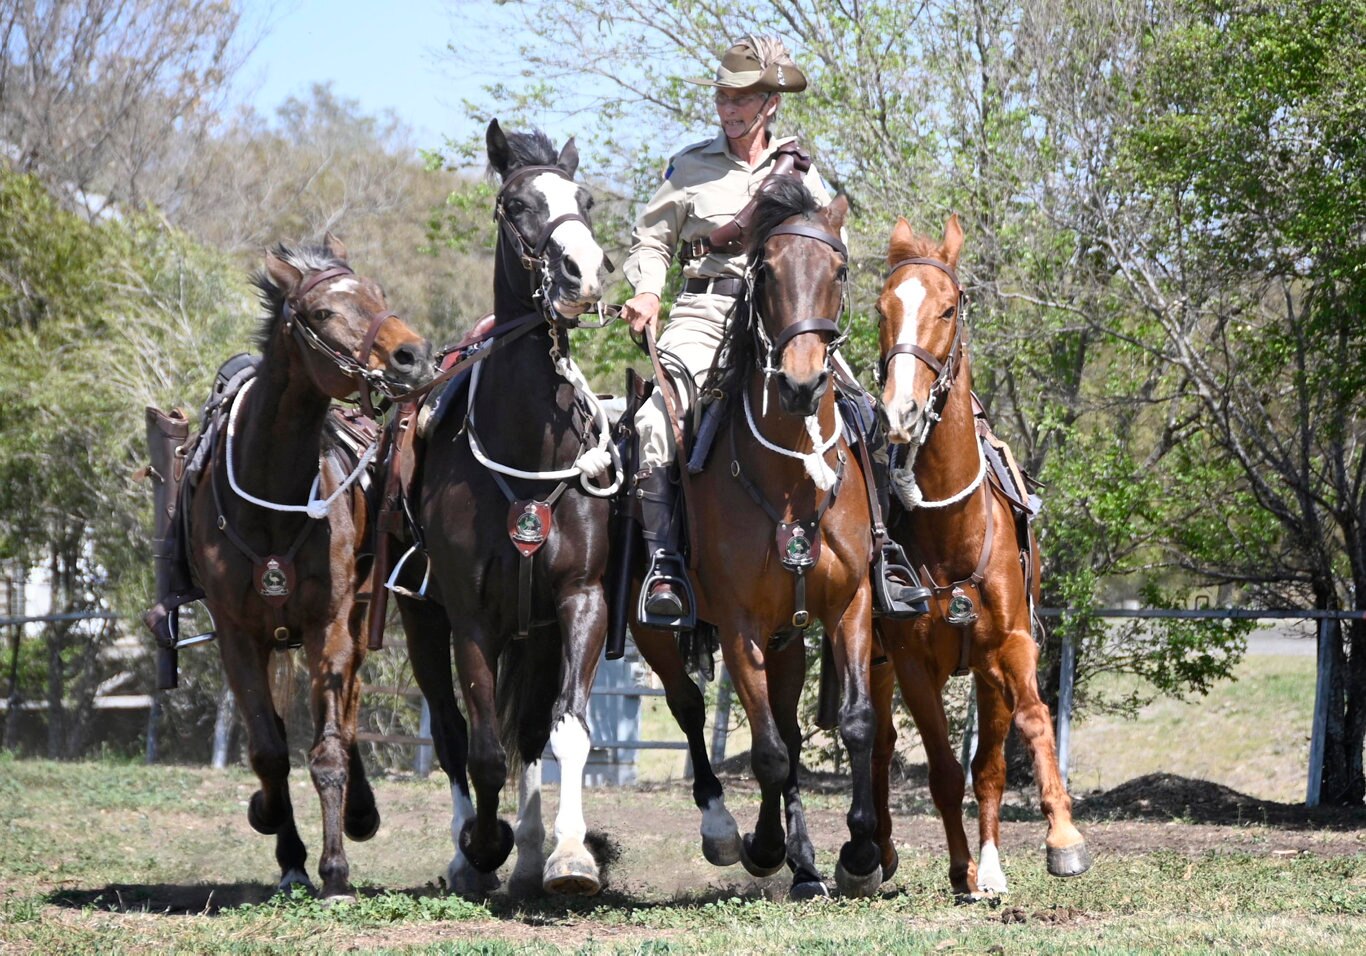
[0,0,248,217]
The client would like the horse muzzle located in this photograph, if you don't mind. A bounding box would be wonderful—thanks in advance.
[777,369,830,417]
[384,340,436,392]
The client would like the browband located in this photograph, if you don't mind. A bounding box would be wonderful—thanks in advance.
[887,256,960,290]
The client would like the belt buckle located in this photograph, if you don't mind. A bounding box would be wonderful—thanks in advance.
[686,239,708,260]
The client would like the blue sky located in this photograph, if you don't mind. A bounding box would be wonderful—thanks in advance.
[231,0,500,152]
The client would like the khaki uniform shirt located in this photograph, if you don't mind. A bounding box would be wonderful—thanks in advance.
[623,132,833,298]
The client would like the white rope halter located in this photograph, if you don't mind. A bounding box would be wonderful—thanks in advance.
[741,384,840,491]
[890,436,987,511]
[464,352,623,498]
[225,378,377,519]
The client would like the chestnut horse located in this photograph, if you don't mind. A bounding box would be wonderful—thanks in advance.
[391,121,615,897]
[637,178,882,899]
[185,237,434,899]
[871,215,1090,895]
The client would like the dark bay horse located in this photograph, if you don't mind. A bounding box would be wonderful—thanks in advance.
[636,179,883,899]
[184,236,434,899]
[393,120,614,896]
[871,215,1090,895]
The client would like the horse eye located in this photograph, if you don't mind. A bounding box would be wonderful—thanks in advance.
[940,305,956,320]
[504,199,524,215]
[582,194,595,212]
[312,308,335,322]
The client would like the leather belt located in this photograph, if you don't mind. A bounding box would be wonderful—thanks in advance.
[683,276,744,297]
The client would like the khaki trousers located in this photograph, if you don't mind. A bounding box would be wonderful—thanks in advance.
[635,291,733,470]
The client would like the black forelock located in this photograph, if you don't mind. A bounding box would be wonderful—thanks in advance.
[250,241,348,349]
[746,177,821,257]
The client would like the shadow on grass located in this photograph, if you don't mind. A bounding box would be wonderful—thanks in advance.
[1072,772,1366,831]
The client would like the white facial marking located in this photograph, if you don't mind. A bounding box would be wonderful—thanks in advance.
[328,276,360,295]
[532,172,605,304]
[548,715,590,845]
[977,840,1009,894]
[884,277,927,439]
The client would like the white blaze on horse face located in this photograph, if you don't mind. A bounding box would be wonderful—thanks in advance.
[883,276,928,443]
[532,172,605,311]
[548,714,590,845]
[329,276,360,295]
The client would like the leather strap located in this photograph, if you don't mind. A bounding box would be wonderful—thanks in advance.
[644,326,701,571]
[766,222,848,258]
[683,276,745,297]
[883,342,944,374]
[887,255,961,290]
[772,317,840,355]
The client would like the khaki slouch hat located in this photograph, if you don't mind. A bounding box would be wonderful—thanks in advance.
[687,35,808,93]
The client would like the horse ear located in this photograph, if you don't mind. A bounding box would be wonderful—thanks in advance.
[557,136,579,178]
[825,194,850,232]
[265,250,302,293]
[941,214,964,268]
[486,119,510,176]
[322,231,348,262]
[889,217,914,261]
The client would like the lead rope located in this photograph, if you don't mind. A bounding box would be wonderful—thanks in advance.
[741,384,839,491]
[464,352,623,497]
[225,378,378,518]
[890,436,987,510]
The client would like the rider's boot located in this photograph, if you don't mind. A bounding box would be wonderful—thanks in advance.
[141,406,206,689]
[635,465,696,631]
[871,450,931,620]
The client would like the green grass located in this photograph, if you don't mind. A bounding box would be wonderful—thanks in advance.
[2,757,1364,953]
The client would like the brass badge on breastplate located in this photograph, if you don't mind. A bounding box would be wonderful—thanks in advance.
[508,500,553,558]
[946,586,978,626]
[776,521,821,572]
[255,556,295,607]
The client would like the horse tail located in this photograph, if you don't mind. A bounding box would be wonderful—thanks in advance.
[495,629,562,772]
[268,648,298,722]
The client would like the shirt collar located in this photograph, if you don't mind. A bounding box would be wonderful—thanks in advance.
[704,131,797,167]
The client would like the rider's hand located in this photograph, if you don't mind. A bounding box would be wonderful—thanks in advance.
[621,292,661,336]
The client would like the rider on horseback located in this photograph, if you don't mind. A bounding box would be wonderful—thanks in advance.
[619,35,930,630]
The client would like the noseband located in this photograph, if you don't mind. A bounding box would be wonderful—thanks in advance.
[748,222,850,375]
[281,265,404,418]
[876,256,969,432]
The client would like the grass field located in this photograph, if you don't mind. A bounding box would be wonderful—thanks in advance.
[2,653,1362,954]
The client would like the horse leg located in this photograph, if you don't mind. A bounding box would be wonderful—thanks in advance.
[542,586,608,895]
[869,646,899,884]
[970,675,1013,895]
[720,628,788,879]
[344,740,380,841]
[304,619,362,900]
[998,630,1090,877]
[767,636,827,900]
[508,758,547,897]
[397,596,489,896]
[632,625,740,866]
[451,624,514,877]
[218,631,310,893]
[830,591,882,898]
[887,638,976,896]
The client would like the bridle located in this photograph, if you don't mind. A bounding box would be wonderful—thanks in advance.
[280,265,406,418]
[745,222,851,380]
[875,256,969,439]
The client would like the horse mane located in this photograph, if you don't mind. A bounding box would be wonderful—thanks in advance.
[251,242,349,349]
[710,178,824,400]
[489,128,558,175]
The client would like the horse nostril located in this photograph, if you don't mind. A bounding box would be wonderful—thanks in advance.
[561,257,581,280]
[391,344,418,369]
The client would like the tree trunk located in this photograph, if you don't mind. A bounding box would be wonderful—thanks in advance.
[45,549,65,759]
[3,564,25,751]
[1333,616,1366,805]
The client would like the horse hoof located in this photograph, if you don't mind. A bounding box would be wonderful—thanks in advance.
[738,833,786,878]
[834,860,883,898]
[458,819,515,873]
[1047,841,1092,877]
[789,879,830,902]
[248,791,281,835]
[276,869,315,896]
[543,856,601,896]
[447,858,500,899]
[702,831,742,867]
[882,847,900,884]
[345,806,381,842]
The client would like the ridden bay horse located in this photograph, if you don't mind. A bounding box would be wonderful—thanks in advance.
[185,236,434,899]
[871,215,1091,895]
[392,120,615,896]
[635,178,883,899]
